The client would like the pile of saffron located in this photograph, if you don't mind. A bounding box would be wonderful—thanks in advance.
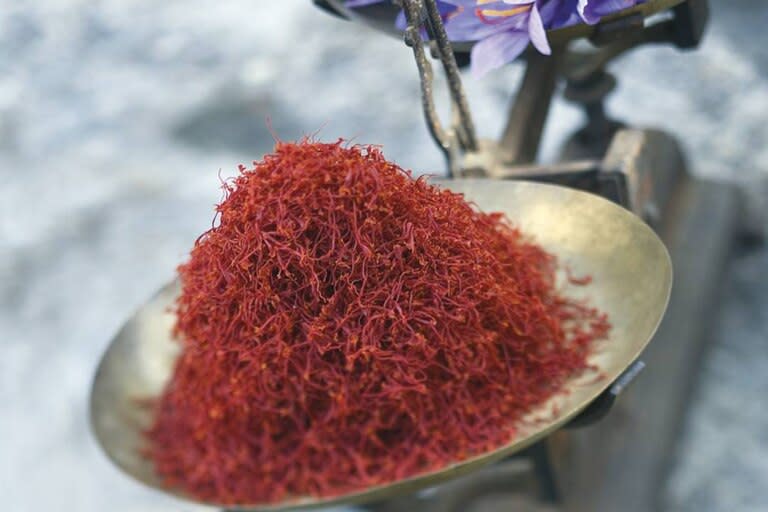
[145,140,609,504]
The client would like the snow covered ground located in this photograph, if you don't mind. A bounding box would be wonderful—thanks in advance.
[0,1,766,510]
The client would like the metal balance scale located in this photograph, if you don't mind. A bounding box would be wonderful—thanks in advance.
[90,1,753,511]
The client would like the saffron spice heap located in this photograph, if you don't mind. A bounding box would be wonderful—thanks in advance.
[146,140,609,505]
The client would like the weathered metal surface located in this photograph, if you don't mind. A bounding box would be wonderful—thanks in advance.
[551,177,741,512]
[600,129,687,219]
[398,0,478,176]
[539,129,742,512]
[498,52,561,165]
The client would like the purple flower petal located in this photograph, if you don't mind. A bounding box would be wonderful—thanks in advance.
[578,0,640,24]
[470,30,530,77]
[395,9,407,30]
[344,0,646,78]
[444,1,530,41]
[527,4,551,54]
[577,0,600,23]
[344,0,381,7]
[539,0,580,29]
[500,0,534,5]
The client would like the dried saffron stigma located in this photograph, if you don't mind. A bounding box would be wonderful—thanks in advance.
[145,139,609,504]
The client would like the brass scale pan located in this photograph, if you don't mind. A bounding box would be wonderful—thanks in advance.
[91,178,672,511]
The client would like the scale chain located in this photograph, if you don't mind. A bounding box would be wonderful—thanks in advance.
[397,0,479,176]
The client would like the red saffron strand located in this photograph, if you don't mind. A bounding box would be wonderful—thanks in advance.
[144,139,610,505]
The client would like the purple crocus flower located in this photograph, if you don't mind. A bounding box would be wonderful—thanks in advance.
[443,0,644,76]
[346,0,554,76]
[346,1,645,76]
[439,0,555,77]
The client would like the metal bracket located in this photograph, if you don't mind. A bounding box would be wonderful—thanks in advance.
[312,0,348,19]
[670,0,710,49]
[567,360,646,428]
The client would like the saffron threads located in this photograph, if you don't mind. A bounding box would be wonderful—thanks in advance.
[145,140,609,505]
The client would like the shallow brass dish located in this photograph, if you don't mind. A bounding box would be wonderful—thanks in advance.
[90,179,672,511]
